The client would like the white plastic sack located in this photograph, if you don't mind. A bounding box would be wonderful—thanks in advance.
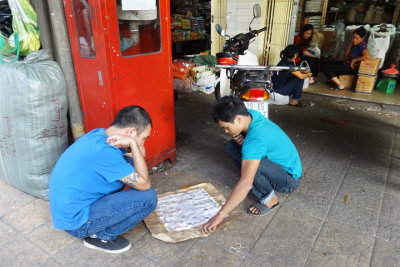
[192,71,219,95]
[307,45,321,58]
[267,91,289,105]
[0,50,68,199]
[303,77,310,89]
[371,24,396,47]
[368,32,390,69]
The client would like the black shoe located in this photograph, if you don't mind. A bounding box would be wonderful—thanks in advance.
[83,235,131,253]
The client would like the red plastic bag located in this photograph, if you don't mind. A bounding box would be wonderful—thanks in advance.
[172,59,195,79]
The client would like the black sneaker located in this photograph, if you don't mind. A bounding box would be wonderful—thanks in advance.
[83,235,131,253]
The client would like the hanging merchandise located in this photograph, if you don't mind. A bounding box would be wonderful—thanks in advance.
[6,0,40,56]
[372,6,384,25]
[363,5,375,24]
[333,19,345,59]
[368,31,390,69]
[346,5,357,24]
[0,50,68,200]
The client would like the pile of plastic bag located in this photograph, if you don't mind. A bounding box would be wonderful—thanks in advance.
[0,0,41,64]
[172,55,219,95]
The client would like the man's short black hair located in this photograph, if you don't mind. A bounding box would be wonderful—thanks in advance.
[111,105,152,134]
[212,96,249,123]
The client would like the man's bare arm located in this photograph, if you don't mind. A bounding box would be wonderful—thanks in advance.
[119,171,150,191]
[218,159,260,216]
[202,159,260,234]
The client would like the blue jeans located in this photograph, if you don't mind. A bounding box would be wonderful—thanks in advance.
[66,188,157,241]
[226,140,300,204]
[275,76,304,100]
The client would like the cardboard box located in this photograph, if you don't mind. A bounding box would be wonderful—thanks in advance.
[355,75,377,94]
[358,58,382,76]
[339,75,355,89]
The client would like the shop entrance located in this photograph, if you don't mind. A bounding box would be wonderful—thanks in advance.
[293,0,400,106]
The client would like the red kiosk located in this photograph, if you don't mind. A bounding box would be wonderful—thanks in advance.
[63,0,176,167]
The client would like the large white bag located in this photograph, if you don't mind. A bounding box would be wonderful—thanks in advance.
[0,50,68,199]
[368,32,390,69]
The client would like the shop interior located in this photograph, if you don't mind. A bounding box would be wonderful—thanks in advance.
[295,0,400,104]
[169,0,218,96]
[170,0,211,58]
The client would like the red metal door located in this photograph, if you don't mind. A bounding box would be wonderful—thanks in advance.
[64,0,176,166]
[63,0,114,129]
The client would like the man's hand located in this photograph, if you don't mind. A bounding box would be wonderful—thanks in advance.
[202,212,224,234]
[233,134,244,145]
[107,134,136,149]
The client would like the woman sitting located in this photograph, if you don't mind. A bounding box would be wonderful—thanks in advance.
[323,26,370,90]
[272,45,312,107]
[294,24,320,84]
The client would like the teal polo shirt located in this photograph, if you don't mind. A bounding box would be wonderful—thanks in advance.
[242,109,302,178]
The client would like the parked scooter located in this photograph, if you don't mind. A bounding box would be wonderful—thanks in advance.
[215,4,309,116]
[215,4,264,100]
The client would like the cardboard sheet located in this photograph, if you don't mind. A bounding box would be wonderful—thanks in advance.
[144,183,245,243]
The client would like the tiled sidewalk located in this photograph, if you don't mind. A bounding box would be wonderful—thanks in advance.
[1,92,400,266]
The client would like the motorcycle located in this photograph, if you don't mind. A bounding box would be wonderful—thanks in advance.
[215,4,309,117]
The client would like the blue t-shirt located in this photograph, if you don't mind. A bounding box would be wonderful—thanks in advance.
[345,41,367,66]
[242,110,302,178]
[49,129,135,230]
[272,58,295,89]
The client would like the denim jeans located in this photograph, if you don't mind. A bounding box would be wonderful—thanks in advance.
[275,76,304,100]
[66,188,157,241]
[225,140,300,204]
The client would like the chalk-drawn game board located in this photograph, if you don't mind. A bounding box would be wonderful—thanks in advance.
[155,188,221,232]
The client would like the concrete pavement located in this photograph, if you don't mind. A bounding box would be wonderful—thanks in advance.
[1,92,400,266]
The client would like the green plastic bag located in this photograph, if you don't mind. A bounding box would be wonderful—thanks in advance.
[7,0,40,56]
[0,32,20,64]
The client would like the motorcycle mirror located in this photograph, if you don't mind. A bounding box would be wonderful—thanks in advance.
[253,4,261,19]
[249,4,261,31]
[215,24,226,36]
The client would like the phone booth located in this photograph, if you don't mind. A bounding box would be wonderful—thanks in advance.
[63,0,176,167]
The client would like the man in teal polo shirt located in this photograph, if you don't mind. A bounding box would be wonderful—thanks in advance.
[202,96,302,234]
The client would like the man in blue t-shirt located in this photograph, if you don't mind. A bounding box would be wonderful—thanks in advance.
[202,96,302,234]
[49,106,157,254]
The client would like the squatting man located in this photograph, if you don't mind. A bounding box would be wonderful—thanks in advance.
[202,96,302,234]
[50,106,156,253]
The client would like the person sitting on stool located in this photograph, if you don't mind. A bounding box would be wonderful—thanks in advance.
[323,26,370,90]
[272,45,312,108]
[294,24,320,85]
